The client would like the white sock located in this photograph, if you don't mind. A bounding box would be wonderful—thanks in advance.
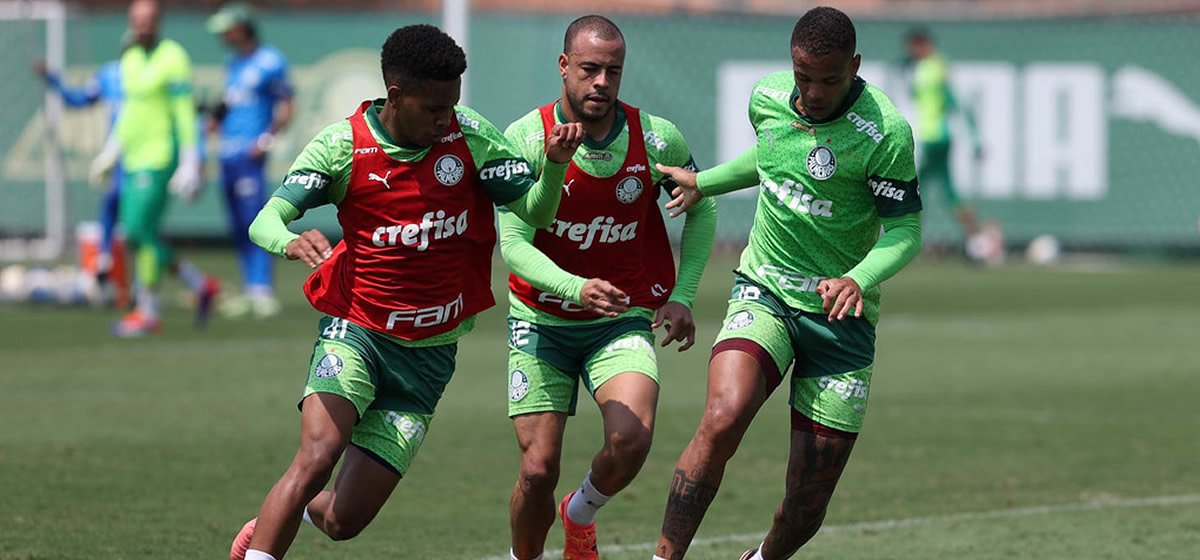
[748,543,766,560]
[136,289,158,319]
[245,551,278,560]
[652,556,670,560]
[511,549,542,560]
[246,284,274,299]
[176,260,205,292]
[302,506,315,526]
[566,471,611,525]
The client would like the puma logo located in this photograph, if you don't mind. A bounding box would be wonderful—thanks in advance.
[563,179,576,196]
[368,170,392,190]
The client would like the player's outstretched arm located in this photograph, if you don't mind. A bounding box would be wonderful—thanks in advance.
[661,145,760,217]
[498,210,627,317]
[503,123,585,228]
[249,197,332,269]
[819,212,922,321]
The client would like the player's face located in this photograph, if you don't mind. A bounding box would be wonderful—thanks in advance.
[128,0,159,44]
[389,78,461,148]
[907,38,931,60]
[560,33,625,123]
[791,48,861,120]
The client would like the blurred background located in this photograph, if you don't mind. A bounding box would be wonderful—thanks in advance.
[2,2,1199,559]
[4,0,1200,268]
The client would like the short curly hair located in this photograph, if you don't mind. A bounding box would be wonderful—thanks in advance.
[791,7,856,57]
[381,24,467,88]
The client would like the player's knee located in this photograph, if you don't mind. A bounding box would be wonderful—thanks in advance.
[696,401,752,454]
[518,449,560,493]
[323,516,367,541]
[293,445,340,491]
[605,422,653,465]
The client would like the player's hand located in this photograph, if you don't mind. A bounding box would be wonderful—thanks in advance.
[816,277,863,322]
[544,122,585,164]
[286,229,334,269]
[87,139,121,191]
[168,150,204,202]
[652,301,696,351]
[32,59,48,79]
[658,163,702,218]
[579,278,629,318]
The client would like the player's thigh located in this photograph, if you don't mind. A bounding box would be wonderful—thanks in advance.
[228,158,267,230]
[712,298,794,397]
[319,444,401,530]
[118,169,170,238]
[306,315,448,477]
[507,318,587,417]
[586,328,659,426]
[789,314,876,434]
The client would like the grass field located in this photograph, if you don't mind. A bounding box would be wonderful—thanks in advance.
[3,251,1199,559]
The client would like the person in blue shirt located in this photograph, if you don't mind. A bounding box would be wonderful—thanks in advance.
[207,2,295,318]
[34,57,124,285]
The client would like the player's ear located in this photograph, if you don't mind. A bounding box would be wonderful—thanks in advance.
[558,53,569,80]
[849,53,862,76]
[386,83,404,105]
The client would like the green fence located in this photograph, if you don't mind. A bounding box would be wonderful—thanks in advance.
[4,12,1199,248]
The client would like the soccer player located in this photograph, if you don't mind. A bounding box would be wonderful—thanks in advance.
[34,50,125,300]
[651,8,922,560]
[111,0,216,336]
[230,25,583,560]
[207,2,295,318]
[502,15,716,560]
[905,28,1000,263]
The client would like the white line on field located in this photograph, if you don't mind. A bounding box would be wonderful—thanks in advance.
[471,493,1200,560]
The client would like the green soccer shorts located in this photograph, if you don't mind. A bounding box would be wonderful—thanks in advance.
[301,316,457,475]
[506,316,658,417]
[918,140,960,208]
[712,276,876,434]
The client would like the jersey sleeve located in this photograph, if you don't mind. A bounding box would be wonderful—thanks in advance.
[503,108,546,178]
[460,106,536,206]
[164,41,198,150]
[866,118,922,217]
[644,113,698,194]
[271,121,352,211]
[262,48,295,101]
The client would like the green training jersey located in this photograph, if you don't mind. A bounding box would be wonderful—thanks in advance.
[739,72,920,325]
[502,101,698,326]
[114,39,197,171]
[273,100,540,346]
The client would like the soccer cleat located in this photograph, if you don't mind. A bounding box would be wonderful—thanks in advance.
[558,491,598,560]
[738,548,757,560]
[230,518,256,560]
[218,294,253,319]
[111,310,161,337]
[251,295,282,319]
[195,275,221,327]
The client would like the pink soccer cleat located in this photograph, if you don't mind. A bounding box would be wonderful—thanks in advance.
[559,492,598,560]
[230,518,256,560]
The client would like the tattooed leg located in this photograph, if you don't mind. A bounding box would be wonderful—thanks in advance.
[656,350,771,560]
[759,426,857,560]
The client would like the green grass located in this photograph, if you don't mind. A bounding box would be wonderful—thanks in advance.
[3,251,1199,559]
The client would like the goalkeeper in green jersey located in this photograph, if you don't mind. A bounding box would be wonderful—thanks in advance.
[651,8,922,560]
[111,0,217,337]
[906,28,1002,264]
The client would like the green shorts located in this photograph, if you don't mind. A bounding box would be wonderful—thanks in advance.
[918,140,959,207]
[302,316,457,475]
[507,315,658,417]
[712,276,876,434]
